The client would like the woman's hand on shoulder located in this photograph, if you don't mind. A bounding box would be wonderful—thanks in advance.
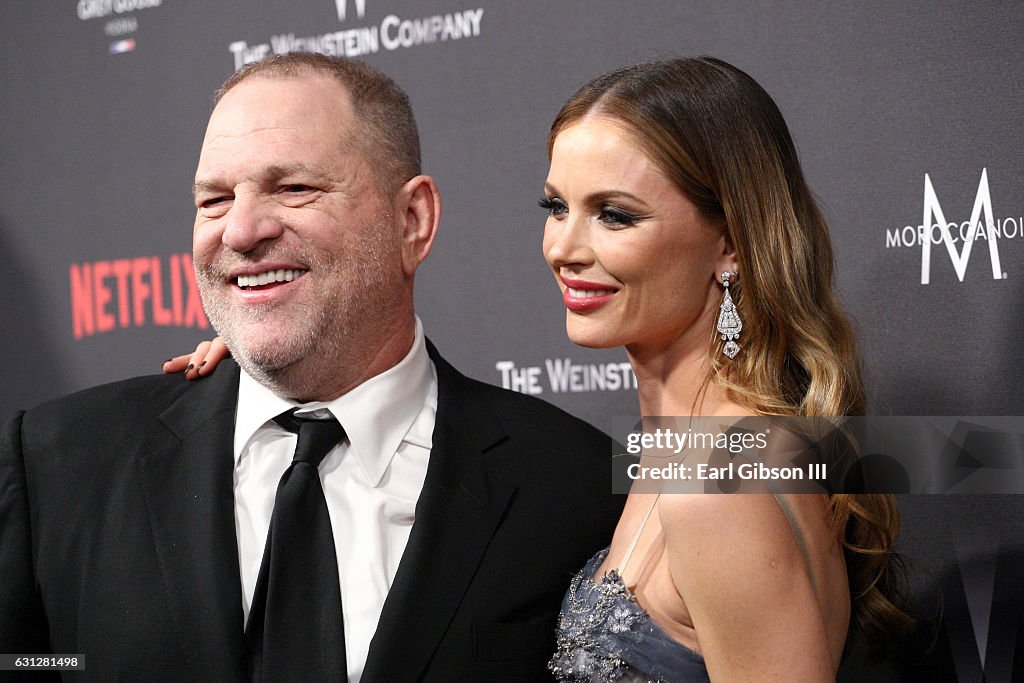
[162,337,230,380]
[660,493,835,682]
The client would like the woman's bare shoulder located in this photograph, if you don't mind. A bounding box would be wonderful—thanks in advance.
[657,492,835,681]
[658,492,810,567]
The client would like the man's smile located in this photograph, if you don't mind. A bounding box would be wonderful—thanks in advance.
[233,268,308,290]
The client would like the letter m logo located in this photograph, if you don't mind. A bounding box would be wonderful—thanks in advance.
[920,169,1003,285]
[334,0,366,22]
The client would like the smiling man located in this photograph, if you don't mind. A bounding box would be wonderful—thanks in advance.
[191,65,419,403]
[0,54,622,681]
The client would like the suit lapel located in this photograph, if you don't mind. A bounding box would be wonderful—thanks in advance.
[140,363,246,680]
[362,344,517,681]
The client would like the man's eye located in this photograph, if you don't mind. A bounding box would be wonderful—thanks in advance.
[283,184,316,193]
[539,197,568,217]
[200,196,230,209]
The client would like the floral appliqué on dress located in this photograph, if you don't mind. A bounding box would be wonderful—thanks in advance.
[548,549,670,683]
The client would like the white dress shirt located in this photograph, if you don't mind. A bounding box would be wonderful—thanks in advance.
[232,318,437,682]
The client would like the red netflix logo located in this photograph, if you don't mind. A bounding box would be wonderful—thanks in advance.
[69,253,209,339]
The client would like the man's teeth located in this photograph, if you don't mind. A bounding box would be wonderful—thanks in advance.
[568,287,615,298]
[237,269,303,288]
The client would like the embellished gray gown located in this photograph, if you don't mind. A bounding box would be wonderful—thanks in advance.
[550,437,825,681]
[548,547,711,682]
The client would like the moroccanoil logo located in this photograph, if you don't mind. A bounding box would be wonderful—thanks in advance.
[886,170,1019,285]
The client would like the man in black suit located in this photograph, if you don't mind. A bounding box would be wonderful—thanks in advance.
[0,53,622,680]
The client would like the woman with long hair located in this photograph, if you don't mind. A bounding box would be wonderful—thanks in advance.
[537,57,910,681]
[170,56,910,681]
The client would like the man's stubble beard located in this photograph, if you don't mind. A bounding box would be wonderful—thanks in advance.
[195,220,400,399]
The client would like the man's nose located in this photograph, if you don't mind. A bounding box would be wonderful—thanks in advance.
[221,195,284,253]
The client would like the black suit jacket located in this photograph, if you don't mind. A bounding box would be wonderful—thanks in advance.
[0,346,623,681]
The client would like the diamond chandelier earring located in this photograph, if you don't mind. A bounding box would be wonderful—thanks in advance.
[716,271,742,359]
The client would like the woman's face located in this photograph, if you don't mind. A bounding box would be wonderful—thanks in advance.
[542,116,732,355]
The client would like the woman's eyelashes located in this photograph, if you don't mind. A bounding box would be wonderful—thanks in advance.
[539,197,646,227]
[539,196,568,217]
[598,206,644,227]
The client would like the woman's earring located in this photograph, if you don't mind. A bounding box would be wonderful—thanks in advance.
[716,271,742,359]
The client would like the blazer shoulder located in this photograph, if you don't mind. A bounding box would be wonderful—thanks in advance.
[24,372,192,423]
[15,362,240,444]
[433,350,613,455]
[478,378,607,437]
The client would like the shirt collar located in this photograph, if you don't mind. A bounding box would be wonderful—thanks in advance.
[234,316,436,486]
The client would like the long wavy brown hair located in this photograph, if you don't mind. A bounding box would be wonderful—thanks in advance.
[548,57,912,653]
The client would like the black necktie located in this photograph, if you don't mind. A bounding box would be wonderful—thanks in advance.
[245,409,348,681]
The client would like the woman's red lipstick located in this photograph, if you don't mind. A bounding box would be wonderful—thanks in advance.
[560,277,618,312]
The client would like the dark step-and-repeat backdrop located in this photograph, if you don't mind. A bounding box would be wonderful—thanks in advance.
[2,2,1022,680]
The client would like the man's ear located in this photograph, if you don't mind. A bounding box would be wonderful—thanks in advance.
[395,175,441,277]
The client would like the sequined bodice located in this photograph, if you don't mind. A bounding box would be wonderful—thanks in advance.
[549,548,710,682]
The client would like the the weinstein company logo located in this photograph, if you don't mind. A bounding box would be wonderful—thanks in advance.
[886,169,1019,285]
[334,0,366,22]
[229,0,484,69]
